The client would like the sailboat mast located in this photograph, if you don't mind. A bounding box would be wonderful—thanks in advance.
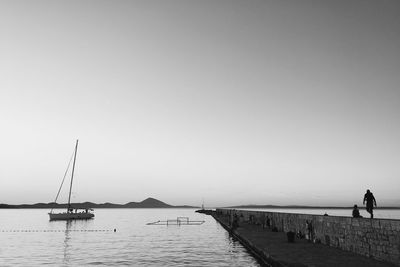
[67,140,79,210]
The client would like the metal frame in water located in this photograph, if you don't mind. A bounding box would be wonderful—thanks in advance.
[147,217,205,226]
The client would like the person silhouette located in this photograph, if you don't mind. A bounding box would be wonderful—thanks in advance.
[363,189,377,218]
[352,205,362,218]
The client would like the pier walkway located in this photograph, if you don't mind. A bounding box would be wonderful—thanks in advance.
[213,212,397,267]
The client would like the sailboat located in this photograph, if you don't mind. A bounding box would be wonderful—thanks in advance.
[49,140,94,221]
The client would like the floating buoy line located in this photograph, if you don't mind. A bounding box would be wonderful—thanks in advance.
[0,229,116,233]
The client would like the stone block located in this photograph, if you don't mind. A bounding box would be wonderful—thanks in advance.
[360,219,372,228]
[371,219,381,229]
[393,221,400,231]
[389,254,400,264]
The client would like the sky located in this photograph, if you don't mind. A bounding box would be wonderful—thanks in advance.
[1,0,399,207]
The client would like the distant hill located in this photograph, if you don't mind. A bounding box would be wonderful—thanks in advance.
[125,197,171,208]
[0,198,198,209]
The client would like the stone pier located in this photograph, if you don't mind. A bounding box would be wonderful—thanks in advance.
[214,209,400,266]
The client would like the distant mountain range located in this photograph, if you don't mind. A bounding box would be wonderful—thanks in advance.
[2,200,398,209]
[0,197,198,209]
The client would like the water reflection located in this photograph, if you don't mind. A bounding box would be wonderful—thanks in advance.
[225,229,261,266]
[63,221,72,265]
[226,231,246,253]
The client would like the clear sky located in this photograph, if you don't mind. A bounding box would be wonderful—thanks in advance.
[1,0,399,207]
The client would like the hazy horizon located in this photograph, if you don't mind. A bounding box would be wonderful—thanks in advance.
[3,197,400,208]
[1,0,399,207]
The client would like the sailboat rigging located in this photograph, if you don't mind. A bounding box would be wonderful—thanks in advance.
[48,140,94,221]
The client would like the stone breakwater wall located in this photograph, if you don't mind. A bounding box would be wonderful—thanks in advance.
[217,209,400,265]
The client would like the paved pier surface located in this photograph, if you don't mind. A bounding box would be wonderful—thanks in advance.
[213,213,397,267]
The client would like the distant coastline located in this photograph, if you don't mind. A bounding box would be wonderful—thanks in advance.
[0,197,198,209]
[2,199,399,209]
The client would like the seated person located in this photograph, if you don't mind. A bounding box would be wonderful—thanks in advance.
[352,205,362,218]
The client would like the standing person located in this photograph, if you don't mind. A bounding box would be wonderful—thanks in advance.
[363,189,377,218]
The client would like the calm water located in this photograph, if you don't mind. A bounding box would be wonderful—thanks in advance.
[0,209,260,266]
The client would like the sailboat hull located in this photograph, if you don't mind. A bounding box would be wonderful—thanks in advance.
[49,212,94,221]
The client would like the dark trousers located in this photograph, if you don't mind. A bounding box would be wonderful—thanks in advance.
[366,204,374,218]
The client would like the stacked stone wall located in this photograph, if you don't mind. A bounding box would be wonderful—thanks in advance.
[216,209,400,265]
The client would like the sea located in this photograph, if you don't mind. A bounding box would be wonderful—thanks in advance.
[1,208,399,266]
[0,208,260,266]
